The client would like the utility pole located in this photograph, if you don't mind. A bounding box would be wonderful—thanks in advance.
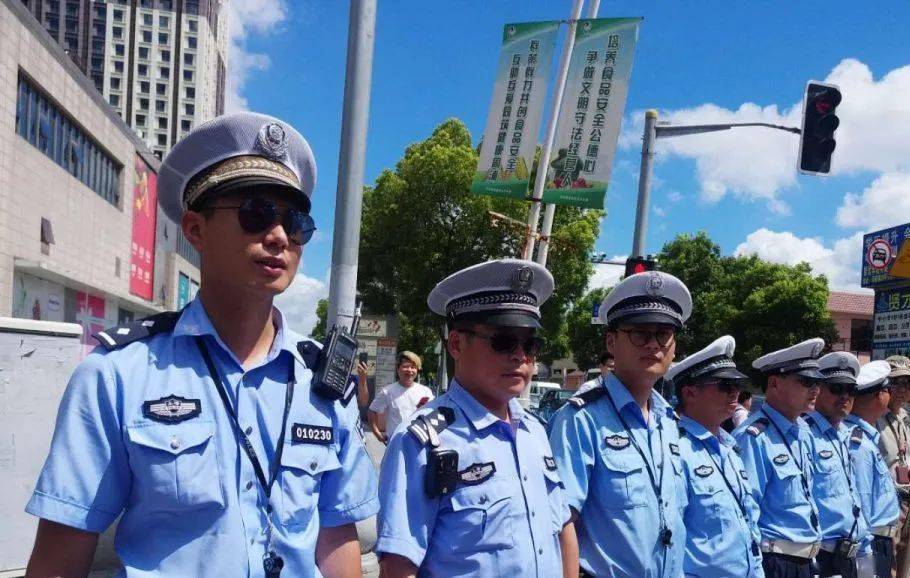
[327,0,377,330]
[522,0,585,260]
[535,0,601,266]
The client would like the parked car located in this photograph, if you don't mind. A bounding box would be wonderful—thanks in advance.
[528,381,562,409]
[537,389,575,423]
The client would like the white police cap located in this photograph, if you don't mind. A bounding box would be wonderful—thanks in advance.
[158,112,317,221]
[751,337,825,379]
[817,351,860,386]
[598,271,692,328]
[428,259,554,329]
[855,360,892,394]
[666,335,749,386]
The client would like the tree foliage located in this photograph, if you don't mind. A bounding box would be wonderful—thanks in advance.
[566,287,610,371]
[356,118,601,378]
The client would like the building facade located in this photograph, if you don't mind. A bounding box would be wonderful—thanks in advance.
[828,290,874,363]
[20,0,227,158]
[1,0,199,351]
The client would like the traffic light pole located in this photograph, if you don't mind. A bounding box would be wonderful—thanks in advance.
[630,110,800,258]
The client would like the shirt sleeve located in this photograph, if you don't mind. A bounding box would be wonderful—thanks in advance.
[735,431,769,508]
[852,445,875,516]
[318,399,379,526]
[369,386,389,413]
[375,425,439,568]
[548,405,597,515]
[24,352,131,533]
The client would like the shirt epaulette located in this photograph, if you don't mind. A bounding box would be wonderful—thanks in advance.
[407,406,456,445]
[296,339,322,369]
[746,417,769,437]
[850,426,864,445]
[567,387,607,408]
[93,311,181,350]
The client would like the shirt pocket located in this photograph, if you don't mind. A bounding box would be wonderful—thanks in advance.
[125,420,225,512]
[814,455,844,497]
[688,474,726,535]
[874,454,893,496]
[599,447,648,509]
[543,466,566,533]
[445,480,515,552]
[771,459,805,506]
[279,443,342,528]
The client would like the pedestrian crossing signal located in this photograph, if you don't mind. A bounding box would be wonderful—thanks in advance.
[625,256,656,277]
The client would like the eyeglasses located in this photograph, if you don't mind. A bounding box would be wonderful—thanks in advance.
[618,327,676,347]
[459,329,545,357]
[825,383,856,396]
[792,375,820,388]
[696,380,741,394]
[205,197,316,245]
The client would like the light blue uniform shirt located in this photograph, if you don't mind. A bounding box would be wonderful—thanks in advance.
[843,414,900,530]
[548,374,688,578]
[803,411,871,553]
[26,298,379,577]
[677,415,764,578]
[375,379,569,577]
[733,404,821,544]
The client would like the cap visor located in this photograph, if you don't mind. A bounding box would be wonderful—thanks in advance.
[822,374,857,386]
[201,177,311,213]
[614,312,682,328]
[457,311,542,329]
[793,368,826,381]
[708,367,750,381]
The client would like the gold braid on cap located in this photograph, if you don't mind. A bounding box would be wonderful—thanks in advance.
[183,155,300,209]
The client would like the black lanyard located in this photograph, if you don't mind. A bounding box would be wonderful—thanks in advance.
[603,386,665,501]
[807,416,861,539]
[196,336,295,504]
[762,410,815,506]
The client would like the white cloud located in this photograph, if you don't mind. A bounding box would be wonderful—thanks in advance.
[836,172,910,231]
[666,191,683,203]
[225,0,289,113]
[734,228,867,291]
[588,257,627,292]
[622,59,910,209]
[274,271,328,335]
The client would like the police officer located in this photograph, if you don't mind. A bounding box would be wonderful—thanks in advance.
[805,352,870,578]
[668,335,764,578]
[548,271,691,578]
[734,338,824,578]
[845,360,900,578]
[24,112,379,577]
[375,259,575,577]
[877,355,910,577]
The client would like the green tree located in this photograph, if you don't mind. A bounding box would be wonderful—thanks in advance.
[357,118,601,370]
[566,287,610,371]
[311,299,328,342]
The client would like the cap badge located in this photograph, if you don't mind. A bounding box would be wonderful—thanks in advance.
[838,357,849,370]
[512,266,534,291]
[646,272,664,296]
[256,122,289,159]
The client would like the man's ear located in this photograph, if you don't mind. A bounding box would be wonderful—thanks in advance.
[447,329,464,361]
[182,210,206,252]
[605,330,616,356]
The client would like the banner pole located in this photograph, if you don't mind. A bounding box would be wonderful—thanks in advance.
[535,0,601,266]
[522,0,585,260]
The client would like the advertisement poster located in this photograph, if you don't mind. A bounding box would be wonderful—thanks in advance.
[374,337,399,387]
[471,21,559,200]
[873,287,910,359]
[130,156,157,300]
[74,290,107,355]
[542,17,642,209]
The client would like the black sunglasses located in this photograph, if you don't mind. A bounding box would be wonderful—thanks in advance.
[618,327,676,347]
[206,197,316,244]
[696,380,741,394]
[460,329,545,357]
[826,383,856,396]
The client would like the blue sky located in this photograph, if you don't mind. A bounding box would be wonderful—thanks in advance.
[228,1,910,329]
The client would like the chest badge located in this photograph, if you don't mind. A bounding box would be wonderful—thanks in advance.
[669,443,680,456]
[818,449,834,459]
[143,395,201,424]
[544,456,558,471]
[459,462,496,485]
[292,423,334,445]
[605,434,631,450]
[694,464,714,478]
[773,453,790,466]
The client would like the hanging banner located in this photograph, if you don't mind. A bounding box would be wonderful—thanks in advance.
[130,156,157,300]
[542,17,642,209]
[472,21,560,199]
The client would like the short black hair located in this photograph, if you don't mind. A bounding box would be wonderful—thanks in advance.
[599,351,614,365]
[738,390,753,403]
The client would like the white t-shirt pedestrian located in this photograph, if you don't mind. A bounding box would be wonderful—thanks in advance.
[369,382,435,437]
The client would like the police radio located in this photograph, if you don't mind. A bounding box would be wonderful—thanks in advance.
[313,306,361,401]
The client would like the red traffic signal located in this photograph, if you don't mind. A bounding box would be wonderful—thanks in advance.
[799,81,842,175]
[625,256,657,277]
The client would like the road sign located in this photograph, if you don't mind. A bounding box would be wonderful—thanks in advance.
[873,287,910,359]
[861,223,910,288]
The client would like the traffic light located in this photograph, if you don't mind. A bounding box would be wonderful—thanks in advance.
[625,255,656,277]
[798,81,842,174]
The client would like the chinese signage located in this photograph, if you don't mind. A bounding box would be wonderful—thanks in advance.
[177,273,190,309]
[374,337,399,387]
[130,156,157,300]
[873,287,910,359]
[357,318,388,339]
[472,21,559,200]
[543,17,642,209]
[861,223,910,288]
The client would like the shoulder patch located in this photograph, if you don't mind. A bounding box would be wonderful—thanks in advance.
[93,311,180,350]
[568,387,607,408]
[408,406,456,445]
[746,417,769,437]
[850,426,864,445]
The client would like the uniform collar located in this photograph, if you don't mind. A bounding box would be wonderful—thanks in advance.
[447,379,527,432]
[604,372,670,427]
[173,297,305,368]
[845,413,880,442]
[679,414,735,451]
[806,410,837,434]
[762,402,805,435]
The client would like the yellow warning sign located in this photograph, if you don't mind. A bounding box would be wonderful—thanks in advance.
[891,239,910,280]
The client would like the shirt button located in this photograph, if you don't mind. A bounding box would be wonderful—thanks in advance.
[170,436,180,450]
[310,461,318,471]
[246,481,253,491]
[479,496,488,504]
[531,510,536,517]
[245,426,253,435]
[538,548,543,555]
[523,475,528,481]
